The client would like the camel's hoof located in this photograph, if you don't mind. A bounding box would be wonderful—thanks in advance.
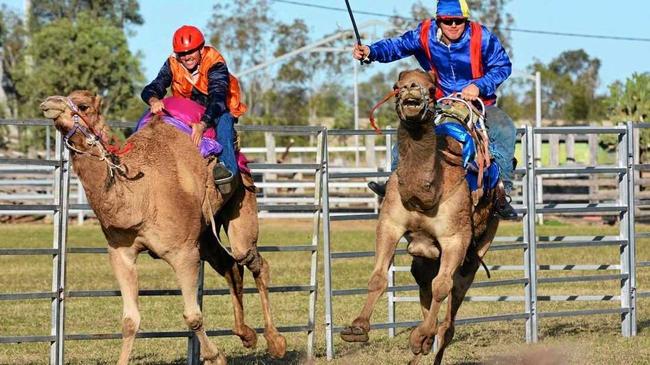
[408,354,423,365]
[264,332,287,359]
[409,326,432,355]
[237,325,258,349]
[202,352,227,365]
[340,326,369,343]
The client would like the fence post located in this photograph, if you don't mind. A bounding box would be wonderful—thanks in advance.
[618,123,633,337]
[549,134,559,166]
[626,121,637,335]
[386,131,395,338]
[565,134,575,164]
[588,134,599,204]
[524,125,538,343]
[50,129,70,364]
[307,127,326,358]
[322,128,335,360]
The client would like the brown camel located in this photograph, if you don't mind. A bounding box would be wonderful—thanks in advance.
[340,70,500,364]
[40,90,286,365]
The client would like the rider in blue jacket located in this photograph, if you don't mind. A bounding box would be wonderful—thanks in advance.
[354,0,517,219]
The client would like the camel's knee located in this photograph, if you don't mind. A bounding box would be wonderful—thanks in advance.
[183,310,204,331]
[368,271,388,292]
[432,275,453,303]
[233,247,263,274]
[122,314,140,337]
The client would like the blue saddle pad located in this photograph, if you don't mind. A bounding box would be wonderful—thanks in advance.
[435,123,500,193]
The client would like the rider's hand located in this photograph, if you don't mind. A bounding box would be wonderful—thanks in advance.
[353,44,370,61]
[460,84,480,101]
[191,122,206,147]
[149,97,165,114]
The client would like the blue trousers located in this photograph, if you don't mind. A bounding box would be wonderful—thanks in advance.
[390,105,516,192]
[214,112,239,175]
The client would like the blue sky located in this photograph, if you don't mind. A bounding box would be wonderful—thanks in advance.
[2,0,649,92]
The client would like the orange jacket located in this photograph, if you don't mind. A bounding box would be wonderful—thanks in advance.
[168,46,247,118]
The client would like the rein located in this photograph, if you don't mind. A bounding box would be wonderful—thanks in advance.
[368,89,398,134]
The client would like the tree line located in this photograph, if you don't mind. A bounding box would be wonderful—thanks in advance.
[0,0,647,151]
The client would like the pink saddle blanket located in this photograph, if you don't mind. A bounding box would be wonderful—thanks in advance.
[136,96,251,174]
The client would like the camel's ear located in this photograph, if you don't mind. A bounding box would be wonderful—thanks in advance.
[426,71,437,98]
[92,95,103,116]
[397,70,407,83]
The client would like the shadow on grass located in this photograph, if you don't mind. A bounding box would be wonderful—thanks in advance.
[637,319,650,334]
[122,350,305,365]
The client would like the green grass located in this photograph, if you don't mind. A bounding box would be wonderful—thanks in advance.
[1,219,649,364]
[514,141,616,167]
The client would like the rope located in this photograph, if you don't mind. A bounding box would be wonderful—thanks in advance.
[368,89,398,134]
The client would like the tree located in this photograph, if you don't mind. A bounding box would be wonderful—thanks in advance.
[602,73,650,153]
[13,13,144,121]
[29,0,143,31]
[0,5,26,118]
[524,49,604,122]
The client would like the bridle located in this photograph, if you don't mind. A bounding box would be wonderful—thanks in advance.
[62,97,129,178]
[395,83,437,129]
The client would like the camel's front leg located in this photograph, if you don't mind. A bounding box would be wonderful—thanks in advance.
[432,255,480,365]
[107,245,140,365]
[340,220,406,342]
[409,231,470,357]
[167,245,226,365]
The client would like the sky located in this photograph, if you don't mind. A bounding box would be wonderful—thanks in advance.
[2,0,649,92]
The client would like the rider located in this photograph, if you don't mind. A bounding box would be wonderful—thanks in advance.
[141,25,246,188]
[353,0,517,219]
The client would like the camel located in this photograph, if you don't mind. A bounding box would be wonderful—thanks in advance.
[340,70,500,365]
[39,90,286,365]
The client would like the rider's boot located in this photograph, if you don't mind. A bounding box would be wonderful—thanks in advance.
[368,181,386,197]
[495,181,518,220]
[213,162,239,196]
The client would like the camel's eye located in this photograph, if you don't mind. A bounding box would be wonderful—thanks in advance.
[78,104,90,112]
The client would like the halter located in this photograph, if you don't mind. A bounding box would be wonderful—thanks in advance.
[62,97,128,178]
[395,83,437,128]
[368,82,437,133]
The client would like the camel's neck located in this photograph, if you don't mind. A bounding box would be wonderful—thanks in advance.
[71,152,113,203]
[396,122,442,210]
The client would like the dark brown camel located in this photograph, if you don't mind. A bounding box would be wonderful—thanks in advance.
[40,91,286,365]
[340,70,499,364]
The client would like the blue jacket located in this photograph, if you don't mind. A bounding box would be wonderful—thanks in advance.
[368,20,512,103]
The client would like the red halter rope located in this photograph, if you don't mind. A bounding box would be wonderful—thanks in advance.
[368,89,398,134]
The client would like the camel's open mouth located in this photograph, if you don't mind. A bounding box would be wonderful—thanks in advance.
[398,93,426,119]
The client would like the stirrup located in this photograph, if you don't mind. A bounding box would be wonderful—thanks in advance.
[213,163,235,195]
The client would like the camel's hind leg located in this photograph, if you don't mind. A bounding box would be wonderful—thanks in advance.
[200,231,258,349]
[410,256,440,356]
[409,230,471,357]
[108,245,141,365]
[166,245,226,365]
[223,180,287,359]
[340,220,406,342]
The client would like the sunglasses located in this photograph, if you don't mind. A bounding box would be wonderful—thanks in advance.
[176,48,200,58]
[438,17,467,26]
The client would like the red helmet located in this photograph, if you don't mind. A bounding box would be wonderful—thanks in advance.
[172,25,205,53]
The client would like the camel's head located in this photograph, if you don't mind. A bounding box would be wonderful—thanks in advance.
[394,69,437,126]
[40,90,107,140]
